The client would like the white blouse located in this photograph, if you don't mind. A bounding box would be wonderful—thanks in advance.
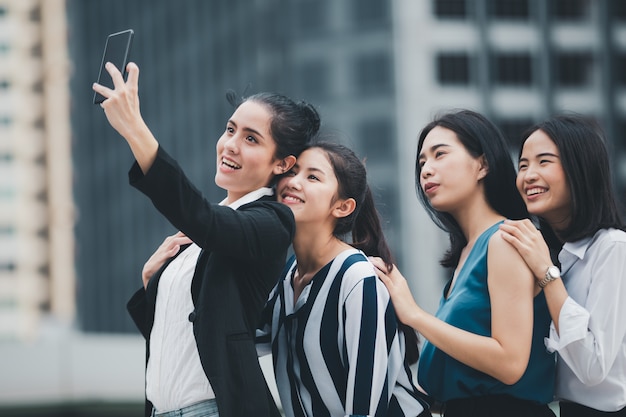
[146,187,274,413]
[545,228,626,412]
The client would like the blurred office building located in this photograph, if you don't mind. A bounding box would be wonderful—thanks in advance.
[0,0,624,415]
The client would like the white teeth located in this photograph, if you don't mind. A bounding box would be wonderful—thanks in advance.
[283,195,303,203]
[222,158,241,169]
[527,187,546,196]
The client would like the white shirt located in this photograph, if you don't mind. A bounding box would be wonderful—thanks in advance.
[146,187,274,413]
[545,228,626,412]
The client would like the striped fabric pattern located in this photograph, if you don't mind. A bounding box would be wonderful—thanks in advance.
[257,248,427,417]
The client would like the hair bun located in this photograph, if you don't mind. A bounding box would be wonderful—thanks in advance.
[298,101,321,139]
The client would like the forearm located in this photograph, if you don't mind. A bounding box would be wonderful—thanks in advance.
[411,310,528,384]
[123,119,158,174]
[540,277,568,333]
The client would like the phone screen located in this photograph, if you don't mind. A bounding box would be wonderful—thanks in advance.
[93,29,134,104]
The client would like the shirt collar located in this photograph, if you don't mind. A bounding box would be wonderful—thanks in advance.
[219,187,274,209]
[561,235,593,261]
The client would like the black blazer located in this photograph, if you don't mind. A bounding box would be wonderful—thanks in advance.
[126,147,290,417]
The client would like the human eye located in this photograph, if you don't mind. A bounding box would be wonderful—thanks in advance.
[225,124,234,134]
[308,174,320,181]
[245,135,258,144]
[518,162,528,171]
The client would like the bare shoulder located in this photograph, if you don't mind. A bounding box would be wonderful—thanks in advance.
[489,229,520,256]
[487,230,533,282]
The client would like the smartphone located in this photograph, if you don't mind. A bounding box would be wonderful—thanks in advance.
[93,29,134,104]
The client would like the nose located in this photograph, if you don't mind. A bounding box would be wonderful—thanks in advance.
[520,164,538,183]
[283,173,302,190]
[420,160,433,179]
[223,134,239,154]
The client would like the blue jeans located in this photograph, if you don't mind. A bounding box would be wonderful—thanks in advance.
[152,399,219,417]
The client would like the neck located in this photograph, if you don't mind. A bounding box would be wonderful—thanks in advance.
[292,224,350,277]
[452,197,505,244]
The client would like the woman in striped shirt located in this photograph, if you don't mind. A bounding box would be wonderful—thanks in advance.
[256,141,431,417]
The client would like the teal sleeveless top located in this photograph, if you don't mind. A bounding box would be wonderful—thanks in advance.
[417,222,555,403]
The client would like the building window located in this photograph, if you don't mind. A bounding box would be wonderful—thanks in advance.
[493,52,533,86]
[0,115,11,126]
[433,0,468,19]
[353,51,393,96]
[613,0,626,21]
[351,0,390,28]
[357,118,396,161]
[552,0,590,20]
[295,0,328,36]
[437,52,471,85]
[0,262,16,271]
[497,118,534,148]
[0,225,14,236]
[556,52,593,87]
[488,0,530,19]
[617,53,626,86]
[297,59,330,100]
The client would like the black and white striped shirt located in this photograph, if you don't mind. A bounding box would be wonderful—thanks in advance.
[257,248,428,417]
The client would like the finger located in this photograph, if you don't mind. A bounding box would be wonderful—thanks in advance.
[126,62,140,87]
[368,256,384,269]
[105,62,126,88]
[92,82,113,99]
[172,237,192,246]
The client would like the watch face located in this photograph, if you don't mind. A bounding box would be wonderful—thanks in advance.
[548,266,560,279]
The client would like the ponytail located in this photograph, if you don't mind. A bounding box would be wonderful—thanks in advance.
[351,187,420,365]
[351,186,393,269]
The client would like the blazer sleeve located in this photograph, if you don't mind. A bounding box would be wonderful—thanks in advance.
[128,146,295,261]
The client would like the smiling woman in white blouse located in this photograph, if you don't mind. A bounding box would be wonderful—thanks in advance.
[500,114,626,417]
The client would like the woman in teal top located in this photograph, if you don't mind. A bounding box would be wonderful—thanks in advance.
[371,110,556,416]
[419,222,554,404]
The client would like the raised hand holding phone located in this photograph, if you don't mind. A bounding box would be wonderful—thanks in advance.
[93,32,159,175]
[93,29,134,104]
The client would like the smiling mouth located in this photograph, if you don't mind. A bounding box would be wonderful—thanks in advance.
[221,158,241,169]
[526,187,547,196]
[281,194,303,203]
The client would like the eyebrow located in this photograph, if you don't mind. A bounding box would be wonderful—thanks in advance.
[307,167,326,176]
[519,152,559,162]
[228,120,265,140]
[418,143,449,160]
[291,164,327,177]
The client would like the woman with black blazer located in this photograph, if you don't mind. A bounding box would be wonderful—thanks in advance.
[93,62,320,417]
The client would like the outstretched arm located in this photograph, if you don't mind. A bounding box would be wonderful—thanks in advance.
[92,62,158,173]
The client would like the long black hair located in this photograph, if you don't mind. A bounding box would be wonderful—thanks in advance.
[522,114,625,244]
[415,110,528,268]
[312,141,421,364]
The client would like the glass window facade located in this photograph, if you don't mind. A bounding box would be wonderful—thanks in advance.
[437,52,471,85]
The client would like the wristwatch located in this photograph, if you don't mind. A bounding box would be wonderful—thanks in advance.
[539,265,561,288]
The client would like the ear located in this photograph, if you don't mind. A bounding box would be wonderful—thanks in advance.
[274,155,297,175]
[332,198,356,219]
[477,154,489,181]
